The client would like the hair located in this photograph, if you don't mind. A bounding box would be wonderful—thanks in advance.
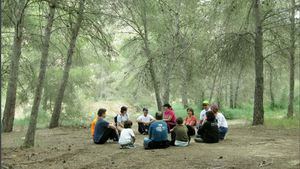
[124,120,133,128]
[206,111,216,122]
[176,117,184,125]
[155,112,163,120]
[210,103,219,113]
[143,108,148,112]
[97,108,107,117]
[186,108,194,115]
[163,103,172,108]
[120,106,128,113]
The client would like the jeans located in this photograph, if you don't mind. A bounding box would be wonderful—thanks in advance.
[219,127,228,140]
[144,138,169,149]
[94,128,118,144]
[138,123,149,134]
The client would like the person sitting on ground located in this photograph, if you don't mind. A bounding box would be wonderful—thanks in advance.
[144,112,169,149]
[118,120,135,149]
[198,100,210,126]
[211,104,228,140]
[194,111,219,143]
[94,108,119,144]
[184,108,197,136]
[116,106,129,132]
[136,108,155,135]
[170,117,190,147]
[163,103,177,132]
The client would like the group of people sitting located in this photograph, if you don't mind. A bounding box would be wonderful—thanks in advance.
[90,101,228,149]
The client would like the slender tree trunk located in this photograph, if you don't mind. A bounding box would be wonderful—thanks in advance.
[287,0,295,118]
[162,76,170,104]
[49,0,85,128]
[229,76,234,109]
[141,0,162,111]
[23,1,56,148]
[268,64,275,109]
[234,66,243,108]
[252,0,264,125]
[209,73,218,103]
[2,0,26,132]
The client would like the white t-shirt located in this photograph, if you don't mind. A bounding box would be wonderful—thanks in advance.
[137,114,155,123]
[117,113,129,123]
[118,128,135,145]
[216,113,228,128]
[199,108,210,121]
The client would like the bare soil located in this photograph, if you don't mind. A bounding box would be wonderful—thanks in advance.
[2,121,300,169]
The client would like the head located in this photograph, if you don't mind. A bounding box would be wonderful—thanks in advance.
[97,108,107,118]
[155,112,163,120]
[202,100,209,110]
[206,111,215,122]
[186,108,194,116]
[176,117,184,125]
[120,106,128,114]
[124,120,133,128]
[143,108,148,116]
[163,103,172,111]
[210,103,219,114]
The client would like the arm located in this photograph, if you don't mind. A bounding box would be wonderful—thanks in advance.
[163,116,172,122]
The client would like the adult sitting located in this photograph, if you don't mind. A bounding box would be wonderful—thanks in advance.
[136,108,155,135]
[94,108,119,144]
[162,103,177,132]
[184,108,197,136]
[211,104,228,140]
[144,112,170,149]
[194,111,219,143]
[116,106,129,132]
[199,100,210,126]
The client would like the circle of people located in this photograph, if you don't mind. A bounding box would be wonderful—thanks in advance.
[90,101,228,149]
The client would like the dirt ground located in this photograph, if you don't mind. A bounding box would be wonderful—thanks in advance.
[2,120,300,169]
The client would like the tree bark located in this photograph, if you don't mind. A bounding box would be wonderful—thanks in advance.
[49,0,85,128]
[229,76,234,109]
[2,0,26,132]
[22,0,56,147]
[268,64,275,109]
[234,66,243,108]
[209,73,218,103]
[287,0,295,118]
[141,0,162,111]
[252,0,264,125]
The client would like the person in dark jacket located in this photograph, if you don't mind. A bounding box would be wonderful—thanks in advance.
[194,111,219,143]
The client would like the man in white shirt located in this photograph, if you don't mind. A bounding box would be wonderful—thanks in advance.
[199,100,210,125]
[211,103,228,140]
[136,108,155,135]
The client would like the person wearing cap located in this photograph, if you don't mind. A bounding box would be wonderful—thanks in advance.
[116,106,130,132]
[163,103,177,132]
[199,100,210,125]
[136,108,155,135]
[210,103,228,140]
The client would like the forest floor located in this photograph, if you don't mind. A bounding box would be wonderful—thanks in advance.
[2,120,300,169]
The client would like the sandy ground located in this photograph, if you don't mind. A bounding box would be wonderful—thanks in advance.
[1,121,300,169]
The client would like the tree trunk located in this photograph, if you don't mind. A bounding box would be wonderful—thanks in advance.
[162,76,170,104]
[2,0,26,132]
[49,0,85,128]
[287,0,295,118]
[234,66,243,108]
[209,73,218,103]
[252,0,264,125]
[141,0,162,111]
[268,64,275,109]
[229,76,234,109]
[22,1,56,147]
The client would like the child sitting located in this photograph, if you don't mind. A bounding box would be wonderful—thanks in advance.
[195,111,219,143]
[118,120,135,149]
[170,117,189,147]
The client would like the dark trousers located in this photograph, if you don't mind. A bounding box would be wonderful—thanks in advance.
[94,128,118,144]
[144,139,170,149]
[138,123,149,134]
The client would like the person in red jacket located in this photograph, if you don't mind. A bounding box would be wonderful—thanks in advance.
[163,103,176,132]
